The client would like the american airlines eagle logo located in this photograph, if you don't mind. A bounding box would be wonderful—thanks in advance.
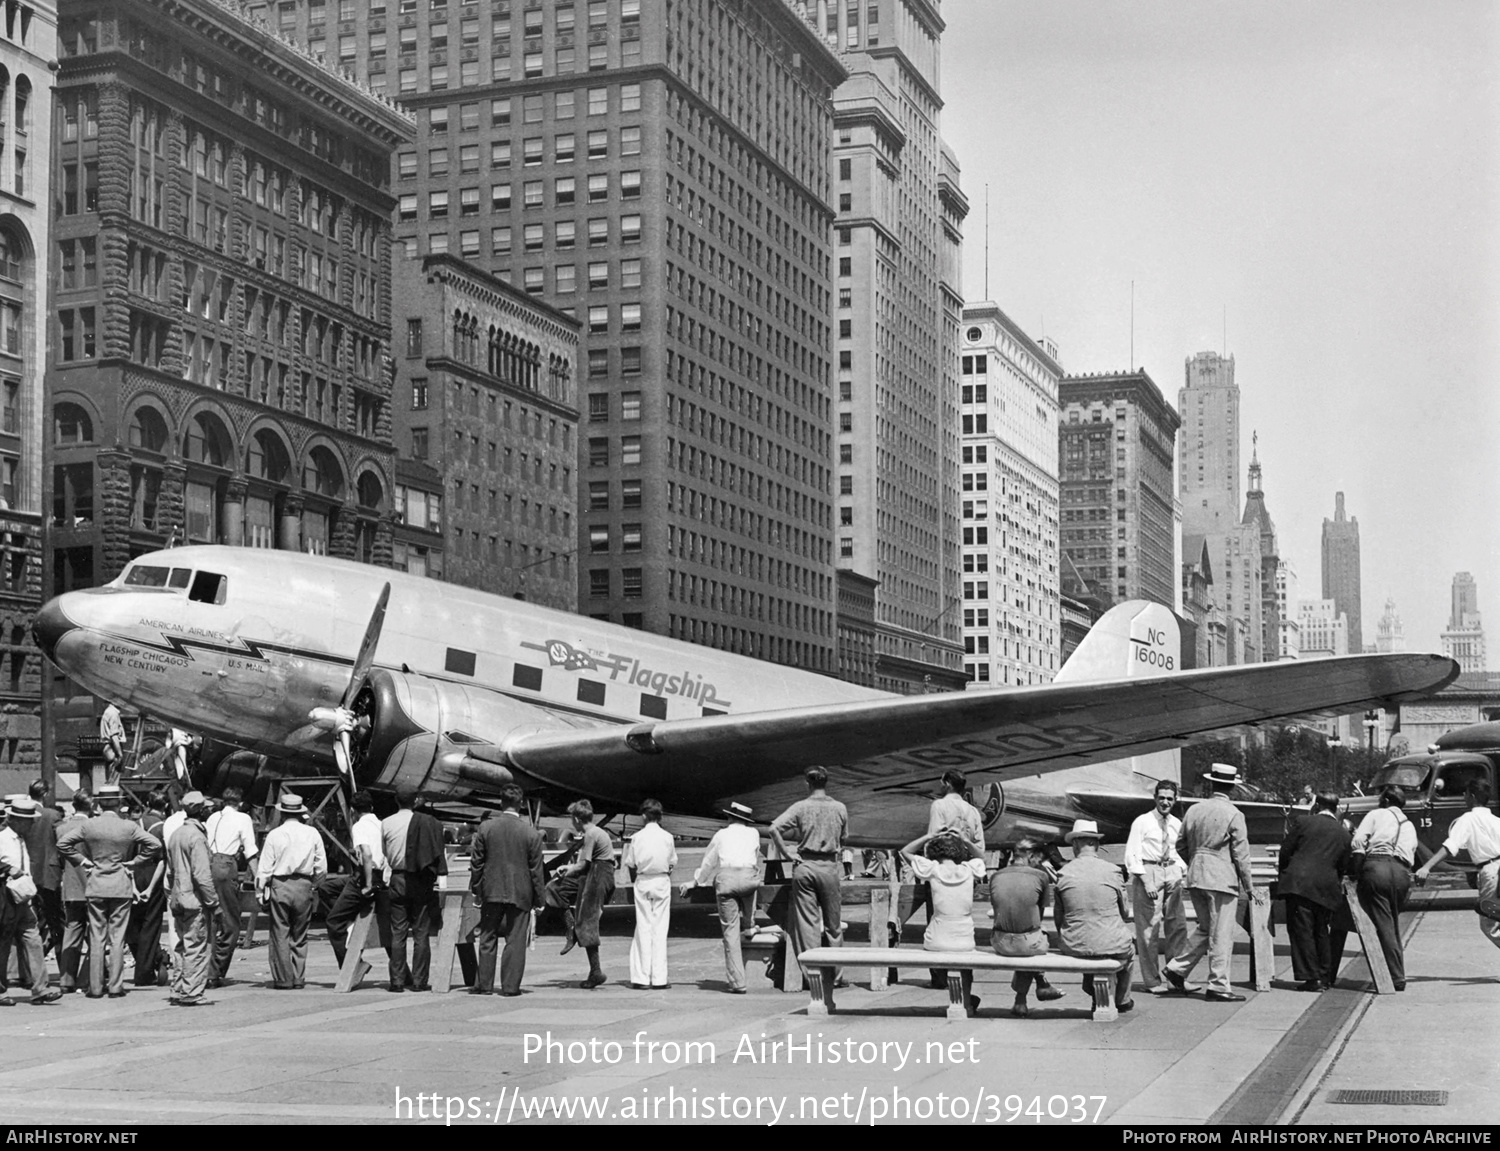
[541,639,598,672]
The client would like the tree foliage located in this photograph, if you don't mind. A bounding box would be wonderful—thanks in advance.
[1181,729,1379,803]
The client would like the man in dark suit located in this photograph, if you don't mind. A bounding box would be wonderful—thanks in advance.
[1278,791,1353,991]
[469,785,546,996]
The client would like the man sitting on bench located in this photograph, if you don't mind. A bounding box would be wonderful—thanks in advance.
[1055,820,1136,1015]
[990,838,1066,1016]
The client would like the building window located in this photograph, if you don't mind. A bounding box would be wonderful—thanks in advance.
[620,436,641,466]
[621,524,642,552]
[590,569,610,598]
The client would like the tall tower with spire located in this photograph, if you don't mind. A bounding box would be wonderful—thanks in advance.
[1376,598,1406,654]
[1239,435,1279,662]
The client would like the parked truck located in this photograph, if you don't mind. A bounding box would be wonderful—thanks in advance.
[1341,721,1500,881]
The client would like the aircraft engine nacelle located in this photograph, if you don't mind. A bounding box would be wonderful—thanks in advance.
[352,668,558,799]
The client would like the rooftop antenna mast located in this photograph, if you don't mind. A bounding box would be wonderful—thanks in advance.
[984,183,990,300]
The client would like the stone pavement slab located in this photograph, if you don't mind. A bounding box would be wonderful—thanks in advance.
[1292,906,1500,1127]
[1,905,1489,1126]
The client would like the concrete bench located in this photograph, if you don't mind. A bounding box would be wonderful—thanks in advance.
[795,947,1130,1021]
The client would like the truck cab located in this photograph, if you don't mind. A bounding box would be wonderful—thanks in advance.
[1342,721,1500,874]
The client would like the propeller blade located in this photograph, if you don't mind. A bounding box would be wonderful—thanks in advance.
[341,583,391,712]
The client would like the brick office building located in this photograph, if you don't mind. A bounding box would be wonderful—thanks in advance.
[275,0,848,671]
[390,252,579,609]
[45,0,409,757]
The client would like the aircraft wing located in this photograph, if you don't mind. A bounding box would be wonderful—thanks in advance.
[498,653,1458,813]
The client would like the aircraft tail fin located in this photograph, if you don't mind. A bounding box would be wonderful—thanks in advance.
[1053,600,1183,791]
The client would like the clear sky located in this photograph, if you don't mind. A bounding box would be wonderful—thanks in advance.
[941,1,1500,658]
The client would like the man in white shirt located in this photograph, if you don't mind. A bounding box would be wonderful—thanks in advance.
[255,792,327,989]
[1124,779,1188,993]
[927,769,985,851]
[325,791,389,970]
[1417,779,1500,951]
[204,786,258,987]
[681,803,764,994]
[623,798,677,989]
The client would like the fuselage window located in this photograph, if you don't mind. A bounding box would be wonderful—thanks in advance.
[188,570,227,605]
[168,568,191,589]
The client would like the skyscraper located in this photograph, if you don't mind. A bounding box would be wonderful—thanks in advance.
[960,304,1061,688]
[278,0,849,673]
[1179,350,1239,533]
[1058,370,1180,611]
[826,0,967,692]
[1321,491,1362,654]
[1442,572,1485,673]
[1178,350,1261,663]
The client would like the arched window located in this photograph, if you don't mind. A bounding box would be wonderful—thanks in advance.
[246,428,290,482]
[53,402,92,445]
[13,75,29,136]
[356,470,384,510]
[127,406,168,453]
[303,445,343,498]
[182,411,231,466]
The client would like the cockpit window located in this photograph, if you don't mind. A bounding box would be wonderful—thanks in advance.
[123,565,170,587]
[122,565,194,590]
[188,571,227,605]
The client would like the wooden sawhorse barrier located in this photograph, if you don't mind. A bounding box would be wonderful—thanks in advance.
[334,887,479,993]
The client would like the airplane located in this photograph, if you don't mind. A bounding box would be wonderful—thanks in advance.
[32,545,1460,847]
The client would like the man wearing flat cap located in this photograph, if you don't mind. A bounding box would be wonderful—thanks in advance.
[1,798,63,1005]
[1163,763,1256,1002]
[255,792,327,989]
[165,792,218,1005]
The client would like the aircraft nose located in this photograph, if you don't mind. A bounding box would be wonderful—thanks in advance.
[32,598,77,664]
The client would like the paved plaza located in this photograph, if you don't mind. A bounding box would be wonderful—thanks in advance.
[1,888,1495,1126]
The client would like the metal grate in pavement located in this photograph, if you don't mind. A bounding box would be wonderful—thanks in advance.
[1327,1089,1449,1107]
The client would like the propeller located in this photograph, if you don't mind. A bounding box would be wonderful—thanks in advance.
[309,582,390,790]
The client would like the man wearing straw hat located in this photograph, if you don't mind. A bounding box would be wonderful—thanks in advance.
[1,798,63,1006]
[1054,819,1136,1015]
[255,792,327,989]
[682,802,764,994]
[1162,763,1256,1002]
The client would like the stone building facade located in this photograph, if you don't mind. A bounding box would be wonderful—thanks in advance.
[0,0,55,785]
[45,0,410,757]
[959,303,1061,688]
[827,0,967,693]
[390,253,578,610]
[1058,370,1180,611]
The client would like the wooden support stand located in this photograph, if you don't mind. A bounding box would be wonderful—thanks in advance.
[1243,887,1275,992]
[1342,877,1396,994]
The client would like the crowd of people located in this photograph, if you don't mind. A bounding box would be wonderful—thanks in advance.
[5,764,1498,1010]
[0,780,450,1006]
